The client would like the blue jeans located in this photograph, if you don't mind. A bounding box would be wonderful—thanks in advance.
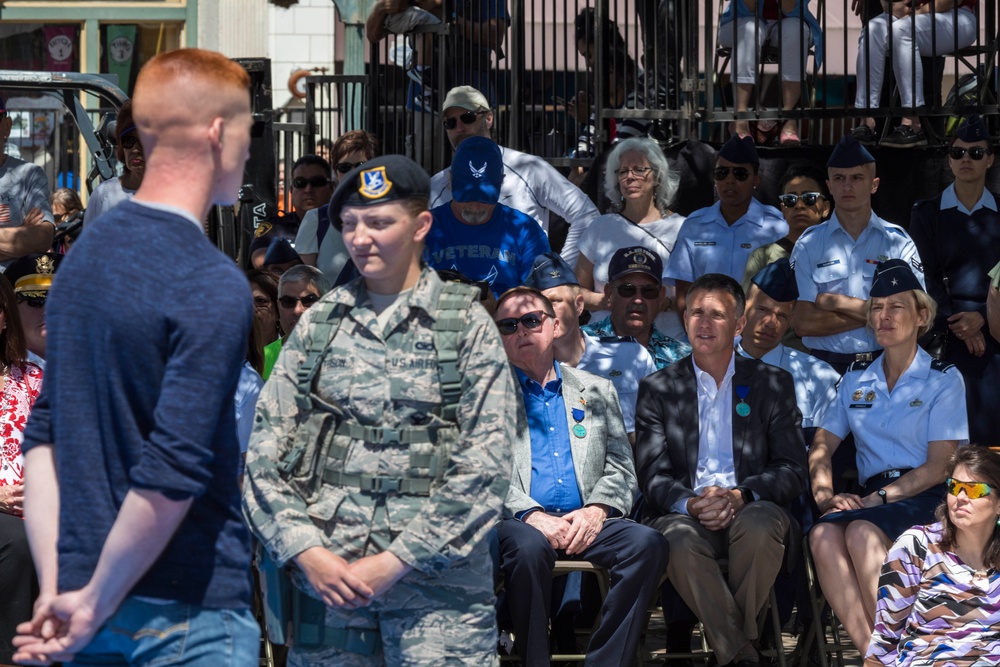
[64,597,259,667]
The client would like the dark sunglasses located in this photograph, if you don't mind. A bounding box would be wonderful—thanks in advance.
[947,478,993,499]
[334,161,365,174]
[778,192,825,208]
[496,311,549,336]
[442,110,486,130]
[713,166,751,182]
[949,146,990,160]
[120,136,140,150]
[292,176,330,189]
[16,294,46,309]
[614,283,660,299]
[278,294,320,309]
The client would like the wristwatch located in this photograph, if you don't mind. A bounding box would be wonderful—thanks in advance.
[877,489,888,505]
[737,486,754,505]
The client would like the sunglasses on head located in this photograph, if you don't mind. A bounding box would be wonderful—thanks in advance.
[778,192,825,208]
[334,161,365,174]
[614,283,660,299]
[949,146,990,161]
[496,311,549,336]
[947,478,993,499]
[292,176,330,189]
[278,294,320,309]
[713,166,751,182]
[16,294,46,309]
[442,110,486,130]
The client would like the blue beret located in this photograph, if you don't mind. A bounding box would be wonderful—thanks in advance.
[955,114,990,143]
[827,134,875,169]
[329,155,430,230]
[608,246,663,284]
[452,136,503,204]
[523,252,579,290]
[751,258,798,302]
[718,135,759,167]
[262,237,302,268]
[870,259,922,298]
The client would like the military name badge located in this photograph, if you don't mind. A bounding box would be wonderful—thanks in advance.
[572,407,586,438]
[735,385,751,417]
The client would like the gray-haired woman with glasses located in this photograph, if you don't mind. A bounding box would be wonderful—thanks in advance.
[574,137,685,338]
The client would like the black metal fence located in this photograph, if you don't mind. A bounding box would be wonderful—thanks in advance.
[300,0,1000,176]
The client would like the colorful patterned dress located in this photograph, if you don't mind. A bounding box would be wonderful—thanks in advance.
[867,522,1000,667]
[0,363,43,487]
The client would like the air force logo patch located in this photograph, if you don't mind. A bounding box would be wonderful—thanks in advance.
[469,161,487,178]
[359,166,392,199]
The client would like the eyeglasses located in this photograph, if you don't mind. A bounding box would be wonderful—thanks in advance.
[442,110,487,130]
[495,311,549,336]
[778,192,825,208]
[16,294,46,309]
[713,166,752,182]
[278,294,320,309]
[949,146,990,161]
[616,166,654,180]
[120,136,140,150]
[292,176,331,189]
[947,478,993,499]
[334,161,365,174]
[614,283,661,299]
[253,296,272,310]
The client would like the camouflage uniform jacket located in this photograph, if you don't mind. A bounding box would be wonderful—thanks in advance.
[243,267,515,575]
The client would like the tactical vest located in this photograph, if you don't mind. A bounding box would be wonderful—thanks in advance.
[276,280,477,504]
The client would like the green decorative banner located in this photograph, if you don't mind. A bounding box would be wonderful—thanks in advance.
[106,25,137,90]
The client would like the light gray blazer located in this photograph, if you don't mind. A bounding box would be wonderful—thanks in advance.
[504,363,638,518]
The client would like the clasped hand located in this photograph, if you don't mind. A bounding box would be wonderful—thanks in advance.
[524,505,609,555]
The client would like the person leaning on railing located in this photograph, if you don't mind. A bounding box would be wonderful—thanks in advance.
[808,259,969,656]
[851,0,979,148]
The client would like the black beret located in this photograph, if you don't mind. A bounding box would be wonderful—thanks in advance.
[328,155,430,230]
[870,259,922,298]
[751,258,798,302]
[523,252,579,290]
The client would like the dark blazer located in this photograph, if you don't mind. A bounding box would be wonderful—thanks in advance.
[635,354,807,517]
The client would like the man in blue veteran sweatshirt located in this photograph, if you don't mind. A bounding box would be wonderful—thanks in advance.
[13,49,260,666]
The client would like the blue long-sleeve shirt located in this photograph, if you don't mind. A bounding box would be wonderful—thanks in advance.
[23,200,254,609]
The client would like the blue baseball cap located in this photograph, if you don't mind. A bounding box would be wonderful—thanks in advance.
[451,136,503,204]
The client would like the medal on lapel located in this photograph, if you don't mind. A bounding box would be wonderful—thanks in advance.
[735,385,751,418]
[572,407,586,438]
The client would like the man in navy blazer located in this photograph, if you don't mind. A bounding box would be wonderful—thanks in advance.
[495,285,669,667]
[635,273,807,667]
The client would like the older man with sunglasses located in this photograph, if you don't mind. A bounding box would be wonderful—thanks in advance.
[430,86,599,267]
[665,135,786,315]
[493,284,668,667]
[584,246,690,370]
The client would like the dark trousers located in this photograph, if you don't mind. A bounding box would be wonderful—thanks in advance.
[497,517,669,667]
[0,511,37,663]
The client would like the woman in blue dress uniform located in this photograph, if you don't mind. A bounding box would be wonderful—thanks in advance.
[909,114,1000,447]
[806,259,969,655]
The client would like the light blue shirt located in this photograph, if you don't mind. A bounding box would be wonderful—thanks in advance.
[821,348,969,484]
[665,198,788,283]
[790,211,925,353]
[515,364,584,514]
[577,332,658,433]
[736,341,839,430]
[939,183,999,216]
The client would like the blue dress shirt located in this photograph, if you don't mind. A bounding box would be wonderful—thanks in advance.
[515,364,584,514]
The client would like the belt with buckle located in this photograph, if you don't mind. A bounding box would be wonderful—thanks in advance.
[875,468,912,480]
[809,349,882,367]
